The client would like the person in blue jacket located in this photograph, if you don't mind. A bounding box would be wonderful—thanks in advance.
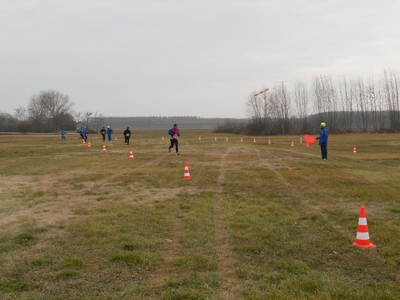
[60,129,66,140]
[82,128,88,142]
[107,126,113,141]
[168,124,180,155]
[316,122,328,160]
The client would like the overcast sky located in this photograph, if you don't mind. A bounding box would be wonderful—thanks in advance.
[1,0,399,118]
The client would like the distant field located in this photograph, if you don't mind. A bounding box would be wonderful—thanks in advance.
[0,132,399,299]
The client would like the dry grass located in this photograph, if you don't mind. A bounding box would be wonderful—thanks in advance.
[1,132,400,299]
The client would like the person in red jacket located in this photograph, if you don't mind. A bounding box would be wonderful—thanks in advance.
[168,124,180,155]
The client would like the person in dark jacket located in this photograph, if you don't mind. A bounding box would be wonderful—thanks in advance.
[107,126,113,141]
[123,127,131,145]
[100,127,106,142]
[316,122,328,160]
[168,124,180,155]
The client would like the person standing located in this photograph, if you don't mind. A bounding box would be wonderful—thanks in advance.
[107,126,113,141]
[60,129,66,140]
[316,122,328,160]
[168,124,180,155]
[123,127,131,145]
[100,127,106,142]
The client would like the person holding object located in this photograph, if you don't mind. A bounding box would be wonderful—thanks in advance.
[123,127,131,145]
[168,124,180,155]
[316,122,328,160]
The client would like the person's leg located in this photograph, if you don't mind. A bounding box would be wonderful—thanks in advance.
[168,139,173,152]
[127,137,130,145]
[175,140,179,153]
[321,145,327,159]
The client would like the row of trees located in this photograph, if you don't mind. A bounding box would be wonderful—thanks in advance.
[245,69,400,135]
[0,90,104,133]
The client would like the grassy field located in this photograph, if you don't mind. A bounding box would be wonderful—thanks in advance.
[0,131,400,299]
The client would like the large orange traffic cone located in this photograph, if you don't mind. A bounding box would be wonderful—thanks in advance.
[353,206,376,249]
[183,161,191,180]
[129,149,134,160]
[102,144,107,153]
[87,142,91,148]
[353,146,357,154]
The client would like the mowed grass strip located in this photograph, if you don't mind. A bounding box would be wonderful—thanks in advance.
[0,132,400,299]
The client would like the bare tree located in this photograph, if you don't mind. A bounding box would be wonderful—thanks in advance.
[293,81,309,132]
[28,90,74,132]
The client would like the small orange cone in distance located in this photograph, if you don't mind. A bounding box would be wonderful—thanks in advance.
[353,146,357,154]
[87,142,91,148]
[82,139,85,144]
[226,137,228,142]
[102,144,107,153]
[291,141,294,147]
[162,136,164,141]
[129,149,134,160]
[353,206,376,249]
[240,137,243,142]
[268,139,271,145]
[198,136,201,141]
[253,138,256,143]
[115,137,118,141]
[214,137,217,142]
[183,161,191,180]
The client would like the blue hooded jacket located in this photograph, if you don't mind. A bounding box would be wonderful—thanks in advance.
[318,127,328,146]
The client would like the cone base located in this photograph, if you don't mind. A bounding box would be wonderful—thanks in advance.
[352,242,376,249]
[183,177,191,180]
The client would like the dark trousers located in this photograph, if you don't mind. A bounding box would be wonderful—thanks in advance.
[101,134,105,142]
[169,139,178,153]
[125,136,130,145]
[321,145,328,159]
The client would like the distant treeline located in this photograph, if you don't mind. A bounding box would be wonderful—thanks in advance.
[103,116,249,131]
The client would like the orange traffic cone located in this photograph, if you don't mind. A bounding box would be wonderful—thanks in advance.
[129,149,134,160]
[353,146,357,154]
[291,141,294,147]
[226,137,228,142]
[102,144,107,153]
[198,136,201,141]
[240,137,243,142]
[87,142,91,148]
[82,139,85,144]
[353,206,376,249]
[214,137,217,142]
[115,137,118,141]
[268,139,271,145]
[162,136,164,141]
[253,138,256,143]
[183,161,191,180]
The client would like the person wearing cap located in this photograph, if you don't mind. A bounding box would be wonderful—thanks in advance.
[107,126,113,141]
[100,127,106,142]
[168,124,180,155]
[123,127,131,145]
[316,122,328,160]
